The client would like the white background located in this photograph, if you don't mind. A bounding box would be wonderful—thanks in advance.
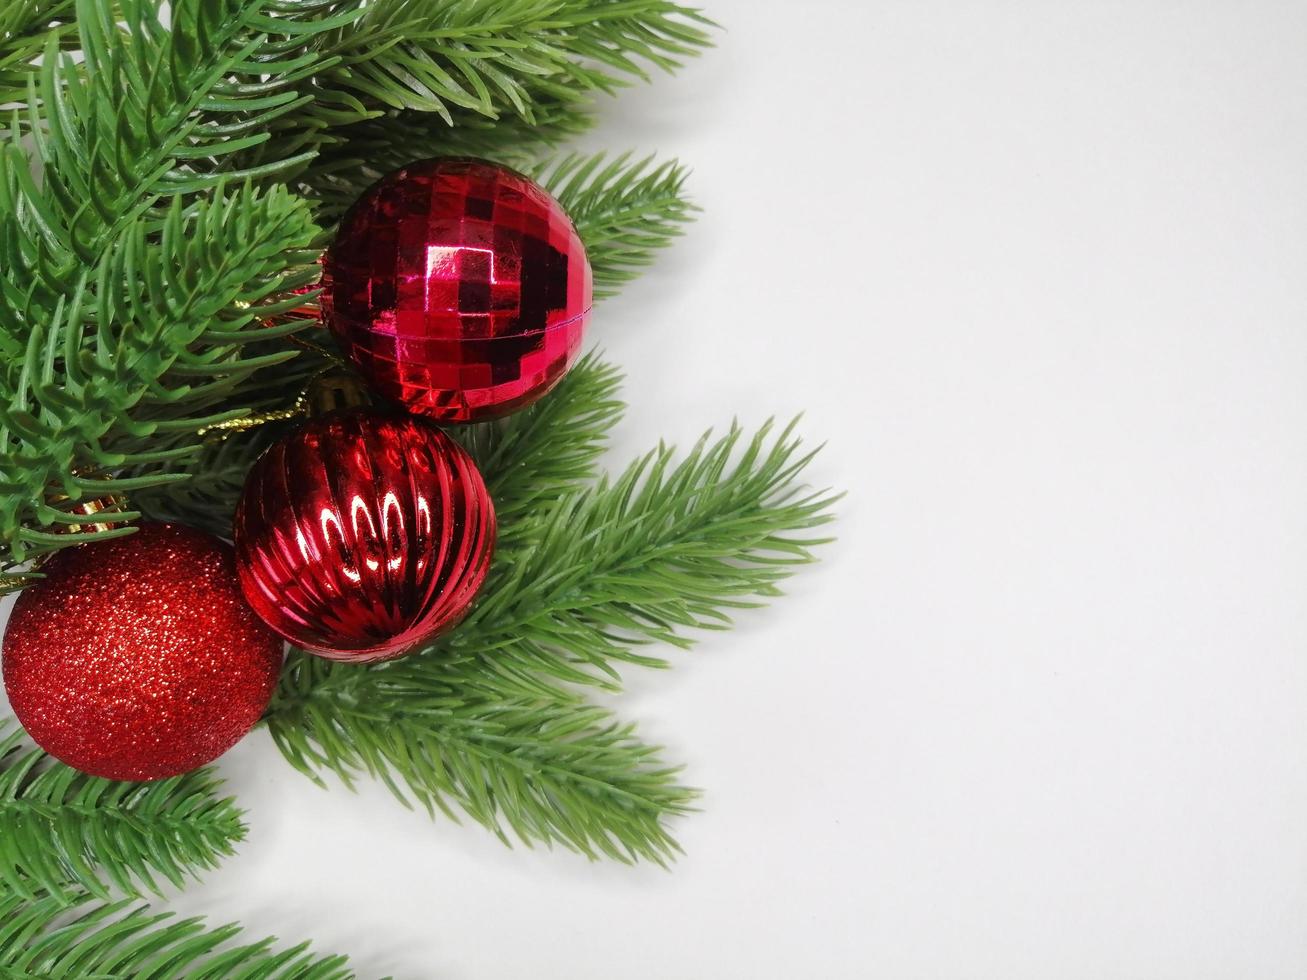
[6,1,1307,976]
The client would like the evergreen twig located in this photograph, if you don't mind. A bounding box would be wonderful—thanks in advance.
[0,0,329,581]
[0,890,353,979]
[443,418,839,693]
[304,0,711,126]
[302,103,594,220]
[263,418,836,860]
[540,152,700,297]
[266,668,692,864]
[237,0,711,196]
[0,183,320,585]
[0,723,245,904]
[452,353,626,539]
[0,0,76,110]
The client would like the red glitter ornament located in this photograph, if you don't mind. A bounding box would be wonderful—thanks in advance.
[232,409,496,662]
[322,157,592,422]
[2,523,283,781]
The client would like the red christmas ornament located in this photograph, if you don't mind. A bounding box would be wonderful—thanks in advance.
[322,157,592,422]
[233,409,496,662]
[2,523,283,781]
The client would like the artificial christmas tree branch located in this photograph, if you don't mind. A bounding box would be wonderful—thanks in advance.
[0,723,245,904]
[302,104,595,219]
[539,153,699,298]
[0,0,339,583]
[453,353,626,537]
[0,0,76,112]
[297,0,711,126]
[132,348,833,864]
[261,415,834,859]
[0,890,353,978]
[19,0,323,252]
[0,184,320,587]
[444,418,838,693]
[266,666,692,863]
[224,0,710,199]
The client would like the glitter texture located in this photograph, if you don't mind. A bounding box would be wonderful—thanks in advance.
[232,409,496,662]
[322,157,592,422]
[2,523,283,781]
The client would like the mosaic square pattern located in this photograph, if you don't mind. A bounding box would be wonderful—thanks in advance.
[323,158,592,422]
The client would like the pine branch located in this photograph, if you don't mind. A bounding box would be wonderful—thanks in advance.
[196,0,367,185]
[0,0,76,110]
[15,0,321,263]
[304,0,712,127]
[230,0,710,192]
[0,723,245,905]
[0,183,319,577]
[439,419,839,693]
[254,356,680,863]
[266,665,692,864]
[264,420,835,858]
[223,0,714,205]
[133,423,287,538]
[301,103,594,220]
[0,891,354,979]
[540,152,699,298]
[451,353,625,540]
[0,0,342,578]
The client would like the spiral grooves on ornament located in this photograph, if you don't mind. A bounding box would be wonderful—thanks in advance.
[233,410,496,661]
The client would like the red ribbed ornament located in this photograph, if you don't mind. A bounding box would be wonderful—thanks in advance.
[232,409,496,662]
[2,523,282,780]
[322,158,592,422]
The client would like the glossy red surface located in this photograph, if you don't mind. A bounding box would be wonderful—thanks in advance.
[322,158,592,422]
[2,523,283,780]
[232,410,496,661]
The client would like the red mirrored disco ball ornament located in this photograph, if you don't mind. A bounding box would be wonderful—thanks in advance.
[322,157,592,422]
[1,523,283,780]
[232,409,496,662]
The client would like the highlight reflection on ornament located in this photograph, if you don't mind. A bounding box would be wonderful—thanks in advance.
[322,157,592,422]
[232,409,496,661]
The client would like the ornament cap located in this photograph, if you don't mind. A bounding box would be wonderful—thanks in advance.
[305,368,372,415]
